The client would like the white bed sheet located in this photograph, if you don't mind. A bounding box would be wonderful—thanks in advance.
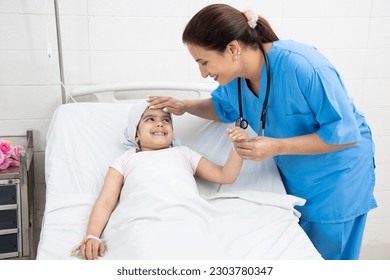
[37,102,322,260]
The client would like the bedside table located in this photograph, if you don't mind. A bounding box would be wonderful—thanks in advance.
[0,130,35,259]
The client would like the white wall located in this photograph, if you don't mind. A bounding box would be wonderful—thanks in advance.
[0,0,389,259]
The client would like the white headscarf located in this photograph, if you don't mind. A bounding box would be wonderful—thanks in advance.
[121,100,179,149]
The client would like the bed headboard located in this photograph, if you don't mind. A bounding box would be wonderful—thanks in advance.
[68,82,217,103]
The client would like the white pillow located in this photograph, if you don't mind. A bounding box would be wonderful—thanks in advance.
[172,114,286,195]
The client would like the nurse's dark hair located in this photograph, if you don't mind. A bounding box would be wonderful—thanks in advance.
[182,4,278,52]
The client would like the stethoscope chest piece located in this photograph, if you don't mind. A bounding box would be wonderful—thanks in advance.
[235,117,248,129]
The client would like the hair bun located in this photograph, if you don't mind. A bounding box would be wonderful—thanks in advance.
[243,10,257,29]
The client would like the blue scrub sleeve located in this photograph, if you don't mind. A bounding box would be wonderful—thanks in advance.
[211,86,239,123]
[304,66,361,145]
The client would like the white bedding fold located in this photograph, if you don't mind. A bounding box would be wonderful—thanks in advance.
[204,190,306,218]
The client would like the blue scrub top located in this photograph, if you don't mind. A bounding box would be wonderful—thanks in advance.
[211,40,377,223]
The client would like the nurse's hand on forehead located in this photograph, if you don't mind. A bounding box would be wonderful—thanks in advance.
[147,96,219,121]
[147,96,187,115]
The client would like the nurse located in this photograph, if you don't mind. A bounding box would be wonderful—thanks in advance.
[147,4,377,260]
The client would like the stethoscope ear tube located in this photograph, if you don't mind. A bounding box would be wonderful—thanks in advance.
[236,44,271,136]
[235,78,249,129]
[260,44,271,136]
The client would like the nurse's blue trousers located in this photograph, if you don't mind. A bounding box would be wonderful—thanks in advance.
[299,214,368,260]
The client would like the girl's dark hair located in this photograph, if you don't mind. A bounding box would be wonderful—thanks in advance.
[182,4,278,52]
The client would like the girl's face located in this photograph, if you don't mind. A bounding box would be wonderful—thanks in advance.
[136,108,173,151]
[187,43,240,86]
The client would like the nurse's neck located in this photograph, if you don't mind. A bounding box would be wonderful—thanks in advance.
[240,43,272,97]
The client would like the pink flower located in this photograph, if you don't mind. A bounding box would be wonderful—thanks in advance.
[0,139,24,170]
[0,151,5,165]
[0,154,10,170]
[8,159,19,167]
[11,145,24,160]
[0,139,13,156]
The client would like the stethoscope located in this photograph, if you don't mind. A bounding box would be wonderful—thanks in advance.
[235,45,271,136]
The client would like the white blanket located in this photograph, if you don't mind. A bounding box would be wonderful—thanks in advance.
[102,189,319,259]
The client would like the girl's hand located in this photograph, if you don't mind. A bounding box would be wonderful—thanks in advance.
[227,126,248,142]
[76,237,105,260]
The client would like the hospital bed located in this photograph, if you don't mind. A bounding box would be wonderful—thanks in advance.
[36,82,322,260]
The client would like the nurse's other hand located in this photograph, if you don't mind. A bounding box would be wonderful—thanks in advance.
[233,136,280,160]
[147,96,187,116]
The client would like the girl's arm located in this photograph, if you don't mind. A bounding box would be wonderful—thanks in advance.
[78,168,124,260]
[195,127,247,184]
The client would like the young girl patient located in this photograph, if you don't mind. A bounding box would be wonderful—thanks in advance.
[71,100,247,260]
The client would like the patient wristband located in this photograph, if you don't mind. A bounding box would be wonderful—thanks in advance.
[85,235,102,243]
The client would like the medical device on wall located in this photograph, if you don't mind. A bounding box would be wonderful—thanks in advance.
[235,45,271,136]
